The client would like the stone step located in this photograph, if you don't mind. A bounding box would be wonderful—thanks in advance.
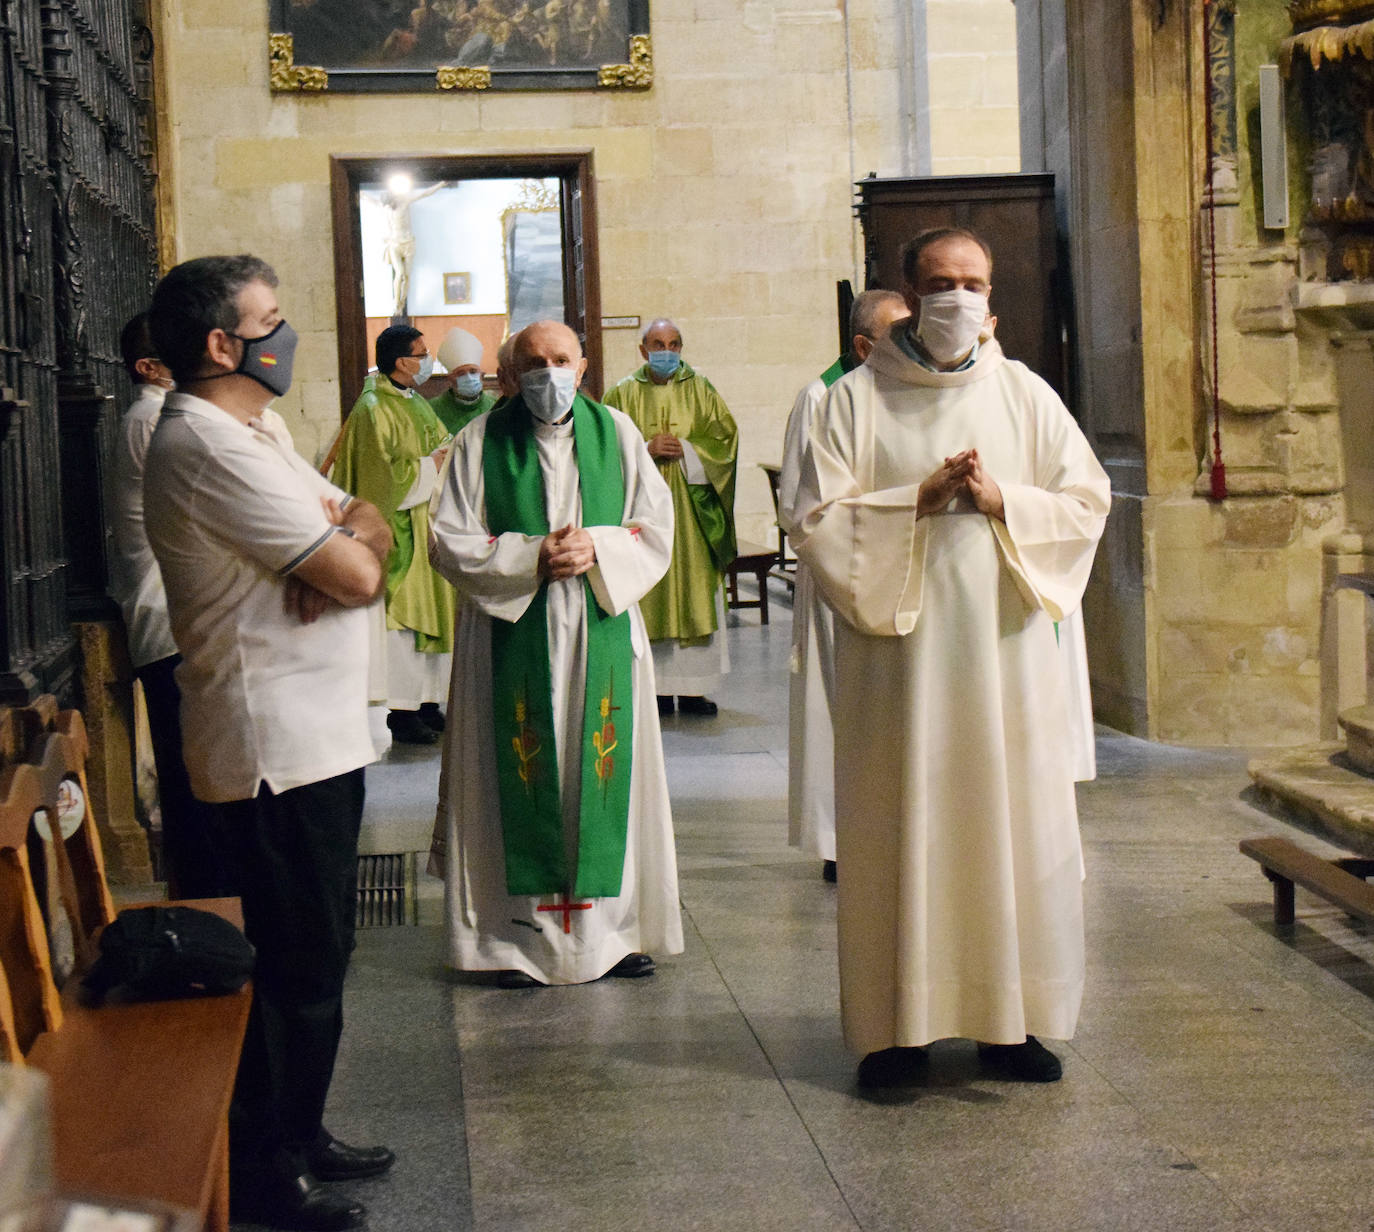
[1338,704,1374,775]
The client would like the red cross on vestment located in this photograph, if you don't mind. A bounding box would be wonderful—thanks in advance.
[537,891,593,934]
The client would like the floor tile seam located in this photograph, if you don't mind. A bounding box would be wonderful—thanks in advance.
[1060,1045,1258,1222]
[678,894,865,1230]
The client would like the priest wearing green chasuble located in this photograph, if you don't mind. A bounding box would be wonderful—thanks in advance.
[430,325,497,436]
[332,325,455,745]
[602,318,738,717]
[427,321,683,988]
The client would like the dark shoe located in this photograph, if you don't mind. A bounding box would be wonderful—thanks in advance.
[417,702,446,733]
[677,695,718,716]
[306,1133,395,1182]
[231,1172,366,1231]
[978,1036,1063,1083]
[657,695,675,716]
[857,1046,929,1089]
[605,952,655,978]
[386,709,439,745]
[822,860,837,883]
[497,968,542,989]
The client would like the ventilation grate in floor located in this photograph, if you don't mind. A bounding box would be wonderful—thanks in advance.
[355,851,419,927]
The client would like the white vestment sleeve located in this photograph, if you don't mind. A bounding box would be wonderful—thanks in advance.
[585,423,674,617]
[427,419,543,623]
[990,388,1111,621]
[398,455,439,511]
[790,383,930,638]
[778,379,825,533]
[676,439,707,486]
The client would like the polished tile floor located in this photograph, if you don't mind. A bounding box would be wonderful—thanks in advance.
[241,592,1374,1231]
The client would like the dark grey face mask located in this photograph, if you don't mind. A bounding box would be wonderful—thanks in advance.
[228,319,297,397]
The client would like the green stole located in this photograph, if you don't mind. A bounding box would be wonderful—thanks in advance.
[820,352,858,388]
[482,393,635,898]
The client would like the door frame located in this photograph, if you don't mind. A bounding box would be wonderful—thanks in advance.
[328,150,603,414]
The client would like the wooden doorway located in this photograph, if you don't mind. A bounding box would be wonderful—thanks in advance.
[328,152,602,413]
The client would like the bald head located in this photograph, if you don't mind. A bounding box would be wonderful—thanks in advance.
[512,319,587,385]
[850,290,908,348]
[641,318,682,349]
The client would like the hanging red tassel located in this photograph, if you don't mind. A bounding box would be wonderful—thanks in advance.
[1202,0,1227,500]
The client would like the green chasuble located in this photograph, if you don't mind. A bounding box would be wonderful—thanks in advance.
[603,361,737,643]
[430,387,496,436]
[482,394,634,897]
[332,373,455,653]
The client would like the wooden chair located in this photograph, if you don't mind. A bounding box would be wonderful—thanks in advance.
[759,462,796,582]
[725,541,779,625]
[0,760,63,1063]
[0,700,251,1232]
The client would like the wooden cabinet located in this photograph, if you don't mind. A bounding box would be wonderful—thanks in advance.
[855,173,1067,398]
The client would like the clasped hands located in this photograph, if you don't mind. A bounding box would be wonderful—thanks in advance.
[538,524,596,581]
[916,448,1004,521]
[646,432,683,461]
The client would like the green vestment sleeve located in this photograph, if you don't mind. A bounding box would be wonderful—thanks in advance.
[332,374,454,652]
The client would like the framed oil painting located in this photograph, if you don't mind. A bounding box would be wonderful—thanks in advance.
[270,0,652,93]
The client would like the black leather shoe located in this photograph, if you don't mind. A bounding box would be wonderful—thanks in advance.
[306,1133,396,1182]
[677,695,718,716]
[231,1171,367,1230]
[978,1036,1063,1082]
[418,702,446,733]
[497,968,542,989]
[657,695,675,716]
[822,860,837,883]
[857,1045,929,1089]
[605,952,655,978]
[387,709,439,745]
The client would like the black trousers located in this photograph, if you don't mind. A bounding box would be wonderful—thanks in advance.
[206,767,365,1173]
[136,654,231,899]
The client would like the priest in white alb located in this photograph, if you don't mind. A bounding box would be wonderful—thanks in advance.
[778,289,908,883]
[791,228,1110,1087]
[427,319,684,988]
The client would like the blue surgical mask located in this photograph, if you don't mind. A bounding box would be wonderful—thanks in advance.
[454,371,484,400]
[520,367,578,423]
[647,350,681,378]
[415,354,436,385]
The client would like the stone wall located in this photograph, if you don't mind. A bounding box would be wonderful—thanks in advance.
[151,2,1023,544]
[1019,0,1346,745]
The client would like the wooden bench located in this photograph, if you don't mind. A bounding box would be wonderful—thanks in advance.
[0,701,250,1232]
[1238,835,1374,926]
[726,540,779,625]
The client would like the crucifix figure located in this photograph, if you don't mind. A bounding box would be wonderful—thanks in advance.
[379,178,448,318]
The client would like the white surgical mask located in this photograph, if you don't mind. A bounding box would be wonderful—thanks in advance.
[520,367,578,423]
[915,290,989,365]
[415,354,435,385]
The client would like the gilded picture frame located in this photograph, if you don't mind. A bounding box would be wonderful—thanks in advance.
[269,0,651,93]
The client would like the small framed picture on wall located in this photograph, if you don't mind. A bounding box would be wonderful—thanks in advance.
[443,272,472,305]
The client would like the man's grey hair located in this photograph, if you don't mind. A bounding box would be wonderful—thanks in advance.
[899,227,994,287]
[849,289,907,344]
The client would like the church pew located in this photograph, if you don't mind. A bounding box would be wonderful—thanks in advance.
[0,702,251,1232]
[1239,835,1374,927]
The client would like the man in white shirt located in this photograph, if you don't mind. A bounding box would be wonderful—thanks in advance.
[107,312,224,898]
[145,254,394,1232]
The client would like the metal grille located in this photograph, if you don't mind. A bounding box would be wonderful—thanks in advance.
[355,852,419,928]
[0,0,158,703]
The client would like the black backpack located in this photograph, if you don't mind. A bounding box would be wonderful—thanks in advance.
[82,905,255,1003]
